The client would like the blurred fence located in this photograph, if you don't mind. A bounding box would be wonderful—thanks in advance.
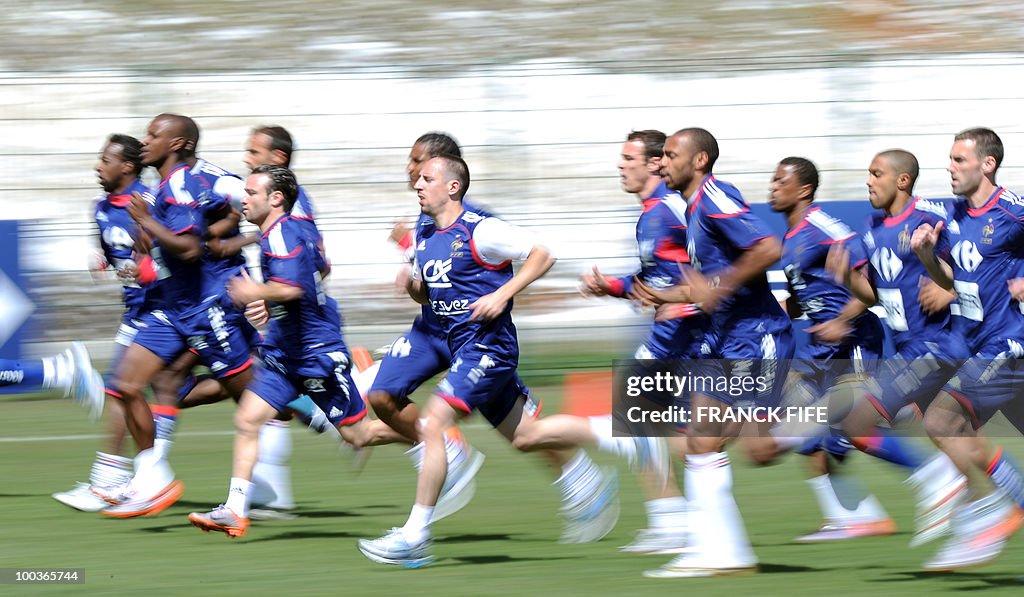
[3,54,1024,364]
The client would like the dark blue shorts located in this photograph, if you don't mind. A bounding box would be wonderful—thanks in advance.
[251,345,367,427]
[369,316,450,399]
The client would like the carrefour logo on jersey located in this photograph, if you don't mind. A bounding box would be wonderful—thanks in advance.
[871,248,904,282]
[423,258,453,288]
[951,240,983,273]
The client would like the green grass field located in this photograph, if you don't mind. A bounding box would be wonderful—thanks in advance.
[2,389,1024,596]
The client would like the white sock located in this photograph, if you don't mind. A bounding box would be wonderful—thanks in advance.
[589,415,636,462]
[646,496,688,531]
[226,477,253,518]
[406,442,425,471]
[153,439,174,462]
[554,450,602,510]
[827,471,876,520]
[849,494,888,521]
[402,503,434,545]
[909,452,964,499]
[42,353,72,392]
[686,452,756,567]
[807,474,850,522]
[251,420,294,510]
[130,448,173,496]
[90,452,132,488]
[352,361,380,398]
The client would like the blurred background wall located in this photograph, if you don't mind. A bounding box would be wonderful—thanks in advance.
[1,1,1022,367]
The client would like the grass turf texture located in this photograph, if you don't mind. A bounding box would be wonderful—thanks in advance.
[2,391,1023,596]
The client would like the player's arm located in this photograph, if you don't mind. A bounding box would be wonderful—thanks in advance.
[807,295,868,344]
[469,218,556,321]
[580,265,632,298]
[204,206,259,258]
[690,234,782,313]
[825,241,878,305]
[206,205,240,238]
[911,221,953,290]
[129,192,201,262]
[404,261,429,305]
[228,269,303,306]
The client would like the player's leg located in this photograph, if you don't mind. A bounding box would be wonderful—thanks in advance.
[54,327,133,511]
[0,343,103,416]
[920,352,1024,570]
[492,387,621,545]
[367,325,445,443]
[189,386,281,538]
[357,393,454,568]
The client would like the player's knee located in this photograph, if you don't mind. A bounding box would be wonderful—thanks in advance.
[367,390,398,418]
[339,424,369,449]
[510,426,541,452]
[745,437,780,466]
[922,404,957,437]
[233,408,264,437]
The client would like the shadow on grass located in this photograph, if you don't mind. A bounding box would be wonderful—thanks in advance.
[285,509,364,519]
[876,570,1024,588]
[243,529,363,542]
[440,555,578,566]
[442,533,522,543]
[758,563,832,574]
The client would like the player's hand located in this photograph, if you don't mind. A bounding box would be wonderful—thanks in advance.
[919,276,956,315]
[629,279,690,307]
[128,192,153,226]
[580,265,613,297]
[394,264,413,294]
[89,249,108,273]
[244,299,270,327]
[1008,278,1024,302]
[116,260,139,285]
[910,221,943,258]
[227,269,263,306]
[806,317,851,345]
[469,292,508,322]
[389,221,413,245]
[825,243,851,285]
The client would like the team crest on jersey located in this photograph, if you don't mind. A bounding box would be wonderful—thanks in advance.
[981,219,994,244]
[897,224,911,254]
[450,236,465,257]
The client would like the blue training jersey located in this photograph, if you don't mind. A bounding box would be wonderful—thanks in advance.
[261,214,346,363]
[292,184,323,248]
[686,175,790,332]
[187,159,247,304]
[147,164,204,313]
[852,196,955,350]
[412,200,493,337]
[783,206,859,324]
[615,181,692,291]
[415,209,518,353]
[94,178,158,320]
[942,187,1024,350]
